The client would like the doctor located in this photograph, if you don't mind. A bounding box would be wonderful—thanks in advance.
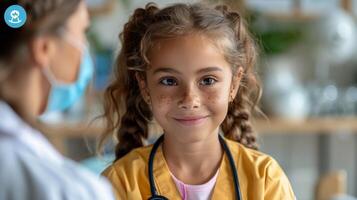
[0,0,114,199]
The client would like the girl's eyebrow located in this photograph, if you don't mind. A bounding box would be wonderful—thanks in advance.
[153,67,180,75]
[197,67,223,74]
[152,66,223,75]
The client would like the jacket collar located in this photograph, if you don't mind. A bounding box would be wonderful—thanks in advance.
[0,100,30,136]
[152,138,238,200]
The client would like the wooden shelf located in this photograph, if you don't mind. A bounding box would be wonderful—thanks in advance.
[41,117,357,139]
[254,117,357,134]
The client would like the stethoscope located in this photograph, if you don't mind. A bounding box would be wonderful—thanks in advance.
[148,134,242,200]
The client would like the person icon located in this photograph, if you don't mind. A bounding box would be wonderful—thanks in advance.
[4,5,26,28]
[9,10,21,24]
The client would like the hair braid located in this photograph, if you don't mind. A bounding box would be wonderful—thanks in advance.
[218,5,261,150]
[99,3,159,161]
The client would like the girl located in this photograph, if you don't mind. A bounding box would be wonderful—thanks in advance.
[0,0,114,199]
[101,2,295,200]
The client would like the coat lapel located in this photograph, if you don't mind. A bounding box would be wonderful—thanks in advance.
[153,145,182,199]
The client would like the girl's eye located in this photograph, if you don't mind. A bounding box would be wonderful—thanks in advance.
[200,77,217,86]
[159,77,178,86]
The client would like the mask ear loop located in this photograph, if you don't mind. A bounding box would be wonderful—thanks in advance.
[60,28,88,53]
[42,64,69,86]
[57,27,89,54]
[46,28,91,86]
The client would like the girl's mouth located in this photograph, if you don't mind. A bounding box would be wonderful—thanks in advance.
[173,116,208,126]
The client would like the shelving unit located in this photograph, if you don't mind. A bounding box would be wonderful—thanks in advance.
[42,117,357,138]
[254,117,357,134]
[39,117,357,155]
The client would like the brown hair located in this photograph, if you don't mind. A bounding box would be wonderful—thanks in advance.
[0,0,81,64]
[99,2,262,161]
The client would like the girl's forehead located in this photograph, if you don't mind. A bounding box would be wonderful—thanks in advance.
[147,34,231,73]
[151,34,215,51]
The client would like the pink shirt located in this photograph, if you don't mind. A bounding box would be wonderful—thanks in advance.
[170,170,219,200]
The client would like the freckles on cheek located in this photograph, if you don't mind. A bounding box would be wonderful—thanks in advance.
[207,93,219,104]
[152,95,174,122]
[153,95,174,110]
[206,90,230,113]
[206,90,228,104]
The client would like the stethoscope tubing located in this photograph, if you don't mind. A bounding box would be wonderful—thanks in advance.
[148,134,242,200]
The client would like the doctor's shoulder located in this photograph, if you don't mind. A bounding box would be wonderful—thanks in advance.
[0,140,31,199]
[0,139,64,199]
[226,139,296,199]
[0,139,115,200]
[0,139,19,182]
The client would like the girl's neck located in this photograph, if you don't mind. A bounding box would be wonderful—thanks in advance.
[162,130,223,185]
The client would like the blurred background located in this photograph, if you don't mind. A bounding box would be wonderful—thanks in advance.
[38,0,357,200]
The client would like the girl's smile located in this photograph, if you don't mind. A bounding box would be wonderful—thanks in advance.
[172,115,209,127]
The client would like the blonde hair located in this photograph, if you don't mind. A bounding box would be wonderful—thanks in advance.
[99,2,262,161]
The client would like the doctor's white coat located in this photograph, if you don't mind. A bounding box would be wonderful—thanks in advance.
[0,101,115,200]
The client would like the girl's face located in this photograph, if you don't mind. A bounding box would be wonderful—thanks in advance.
[138,34,241,143]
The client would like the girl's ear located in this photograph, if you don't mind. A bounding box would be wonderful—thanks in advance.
[135,72,151,104]
[229,67,244,102]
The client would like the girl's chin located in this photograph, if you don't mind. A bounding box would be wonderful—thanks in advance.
[164,129,217,143]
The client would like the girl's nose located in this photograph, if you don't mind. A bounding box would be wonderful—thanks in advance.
[177,85,201,110]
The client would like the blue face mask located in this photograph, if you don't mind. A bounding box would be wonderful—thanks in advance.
[42,40,94,113]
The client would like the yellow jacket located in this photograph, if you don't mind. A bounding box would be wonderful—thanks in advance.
[103,138,295,200]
